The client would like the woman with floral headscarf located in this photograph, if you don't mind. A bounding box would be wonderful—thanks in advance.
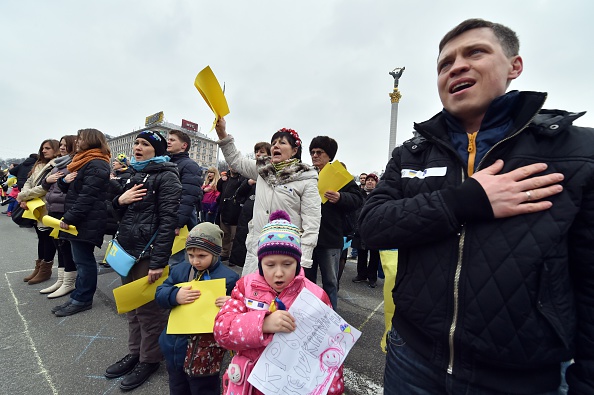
[215,118,321,276]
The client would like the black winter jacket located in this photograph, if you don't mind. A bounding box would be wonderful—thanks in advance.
[10,154,38,189]
[169,152,203,229]
[59,159,110,247]
[359,91,594,394]
[217,173,245,226]
[105,167,134,236]
[113,161,181,270]
[317,178,363,249]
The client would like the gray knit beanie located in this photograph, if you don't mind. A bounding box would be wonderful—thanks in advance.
[186,222,223,257]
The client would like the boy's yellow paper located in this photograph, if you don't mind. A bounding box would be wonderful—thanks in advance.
[23,197,46,220]
[379,250,398,352]
[194,66,230,131]
[166,278,225,334]
[171,226,189,255]
[113,266,170,314]
[317,161,353,203]
[42,215,78,238]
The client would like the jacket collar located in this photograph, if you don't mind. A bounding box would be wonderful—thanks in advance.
[415,91,548,141]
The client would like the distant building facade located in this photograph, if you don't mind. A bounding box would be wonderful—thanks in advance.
[107,120,219,170]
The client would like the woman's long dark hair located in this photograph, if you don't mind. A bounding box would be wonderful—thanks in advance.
[28,139,59,176]
[60,135,77,156]
[77,129,111,156]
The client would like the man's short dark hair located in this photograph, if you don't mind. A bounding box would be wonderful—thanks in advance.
[439,18,520,57]
[254,142,271,156]
[309,136,338,161]
[169,130,191,152]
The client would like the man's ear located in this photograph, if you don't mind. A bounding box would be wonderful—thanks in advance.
[509,55,523,81]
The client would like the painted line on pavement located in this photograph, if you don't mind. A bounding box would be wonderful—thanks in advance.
[344,366,384,394]
[358,300,384,331]
[5,272,59,395]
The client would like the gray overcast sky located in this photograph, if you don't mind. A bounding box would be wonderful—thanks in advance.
[1,0,592,175]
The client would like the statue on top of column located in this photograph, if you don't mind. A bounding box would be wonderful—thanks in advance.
[389,67,405,88]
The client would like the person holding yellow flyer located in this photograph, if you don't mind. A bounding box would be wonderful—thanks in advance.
[17,138,60,284]
[156,222,238,395]
[214,117,321,277]
[103,130,181,391]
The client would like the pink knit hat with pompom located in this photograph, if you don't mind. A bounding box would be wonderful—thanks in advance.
[257,210,302,275]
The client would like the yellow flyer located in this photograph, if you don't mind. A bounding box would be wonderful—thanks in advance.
[379,250,398,352]
[194,66,230,131]
[317,161,353,203]
[113,266,170,314]
[166,278,225,334]
[23,197,46,220]
[42,215,78,238]
[171,226,189,255]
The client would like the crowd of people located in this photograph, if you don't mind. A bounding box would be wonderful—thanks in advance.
[3,17,592,395]
[6,122,373,393]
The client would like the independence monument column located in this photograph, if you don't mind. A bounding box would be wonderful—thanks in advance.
[388,67,405,158]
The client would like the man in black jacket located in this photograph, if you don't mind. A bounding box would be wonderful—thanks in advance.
[167,130,204,265]
[9,153,38,190]
[360,19,594,394]
[216,167,244,263]
[305,136,363,310]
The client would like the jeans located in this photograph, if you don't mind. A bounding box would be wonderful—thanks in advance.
[305,247,341,309]
[201,210,216,224]
[69,240,97,306]
[384,328,563,395]
[167,363,220,395]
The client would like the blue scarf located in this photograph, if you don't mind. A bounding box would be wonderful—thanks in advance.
[130,155,170,171]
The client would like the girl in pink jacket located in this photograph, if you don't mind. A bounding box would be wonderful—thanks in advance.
[214,210,345,395]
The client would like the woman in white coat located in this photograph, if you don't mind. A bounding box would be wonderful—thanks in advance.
[215,118,321,276]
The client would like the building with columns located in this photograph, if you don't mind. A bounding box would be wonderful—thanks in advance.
[107,118,218,170]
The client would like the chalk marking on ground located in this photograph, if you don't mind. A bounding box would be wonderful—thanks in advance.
[5,272,59,395]
[69,325,114,361]
[344,366,384,394]
[358,300,384,331]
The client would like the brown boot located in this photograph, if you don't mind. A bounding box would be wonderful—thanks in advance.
[28,260,54,285]
[23,259,42,282]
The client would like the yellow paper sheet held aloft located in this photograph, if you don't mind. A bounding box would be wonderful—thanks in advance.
[166,278,225,334]
[317,161,353,203]
[194,66,230,131]
[171,226,189,255]
[113,266,170,314]
[23,197,46,220]
[42,215,78,238]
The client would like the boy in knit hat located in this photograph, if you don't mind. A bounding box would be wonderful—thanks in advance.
[214,211,345,395]
[156,222,239,395]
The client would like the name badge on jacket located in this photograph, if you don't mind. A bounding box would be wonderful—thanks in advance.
[245,298,270,311]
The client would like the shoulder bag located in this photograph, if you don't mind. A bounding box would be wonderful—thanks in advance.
[105,231,158,277]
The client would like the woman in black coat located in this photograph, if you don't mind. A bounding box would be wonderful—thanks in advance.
[53,129,111,316]
[105,130,181,391]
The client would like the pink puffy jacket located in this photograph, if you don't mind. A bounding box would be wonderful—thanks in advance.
[214,269,345,395]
